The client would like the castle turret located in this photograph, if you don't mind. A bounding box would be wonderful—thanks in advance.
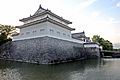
[13,5,75,41]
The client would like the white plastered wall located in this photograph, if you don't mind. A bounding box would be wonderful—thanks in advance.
[13,21,84,43]
[13,22,48,41]
[84,44,100,48]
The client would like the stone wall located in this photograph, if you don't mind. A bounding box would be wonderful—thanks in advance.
[85,47,100,59]
[0,36,100,64]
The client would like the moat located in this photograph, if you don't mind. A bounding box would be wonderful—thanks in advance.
[0,58,120,80]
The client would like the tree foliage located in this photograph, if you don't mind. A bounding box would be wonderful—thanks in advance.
[113,48,120,51]
[0,24,16,46]
[0,24,16,36]
[92,35,113,50]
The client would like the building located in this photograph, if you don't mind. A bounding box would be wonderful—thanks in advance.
[72,31,91,42]
[0,5,101,64]
[13,5,85,44]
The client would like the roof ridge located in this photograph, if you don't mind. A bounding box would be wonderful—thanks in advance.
[19,4,72,24]
[34,4,46,15]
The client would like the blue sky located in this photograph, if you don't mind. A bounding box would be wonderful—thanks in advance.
[0,0,120,44]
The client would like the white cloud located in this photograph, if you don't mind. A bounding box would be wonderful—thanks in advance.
[116,1,120,7]
[109,17,115,22]
[109,17,120,23]
[91,11,101,18]
[109,34,120,44]
[0,0,97,26]
[0,0,119,43]
[77,0,97,10]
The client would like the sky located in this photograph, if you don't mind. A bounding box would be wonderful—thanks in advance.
[0,0,120,44]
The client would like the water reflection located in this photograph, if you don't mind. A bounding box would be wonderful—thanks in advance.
[0,59,120,80]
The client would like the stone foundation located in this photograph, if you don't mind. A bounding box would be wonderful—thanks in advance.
[0,36,100,64]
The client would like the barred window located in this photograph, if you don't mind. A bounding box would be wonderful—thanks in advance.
[63,33,66,36]
[21,33,24,35]
[40,29,45,31]
[67,34,70,37]
[33,30,37,33]
[50,29,54,32]
[57,31,60,35]
[26,32,30,34]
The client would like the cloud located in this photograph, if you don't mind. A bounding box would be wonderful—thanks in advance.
[41,0,97,12]
[116,1,120,7]
[0,0,119,43]
[109,17,120,24]
[109,34,120,43]
[75,0,97,10]
[91,11,101,18]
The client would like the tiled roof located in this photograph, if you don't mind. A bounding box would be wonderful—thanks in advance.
[17,16,75,31]
[19,5,72,24]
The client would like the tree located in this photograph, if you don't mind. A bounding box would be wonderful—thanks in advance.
[0,24,16,37]
[0,24,16,46]
[92,35,113,50]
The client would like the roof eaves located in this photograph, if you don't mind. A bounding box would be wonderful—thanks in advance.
[46,11,72,24]
[19,10,72,24]
[19,11,48,22]
[18,18,48,28]
[17,17,75,31]
[47,17,74,31]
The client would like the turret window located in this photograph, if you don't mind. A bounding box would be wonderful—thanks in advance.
[57,31,60,35]
[33,30,37,33]
[63,33,66,36]
[26,32,30,34]
[40,29,45,31]
[67,35,70,37]
[21,33,24,35]
[50,29,54,32]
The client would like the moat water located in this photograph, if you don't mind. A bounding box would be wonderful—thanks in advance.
[0,59,120,80]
